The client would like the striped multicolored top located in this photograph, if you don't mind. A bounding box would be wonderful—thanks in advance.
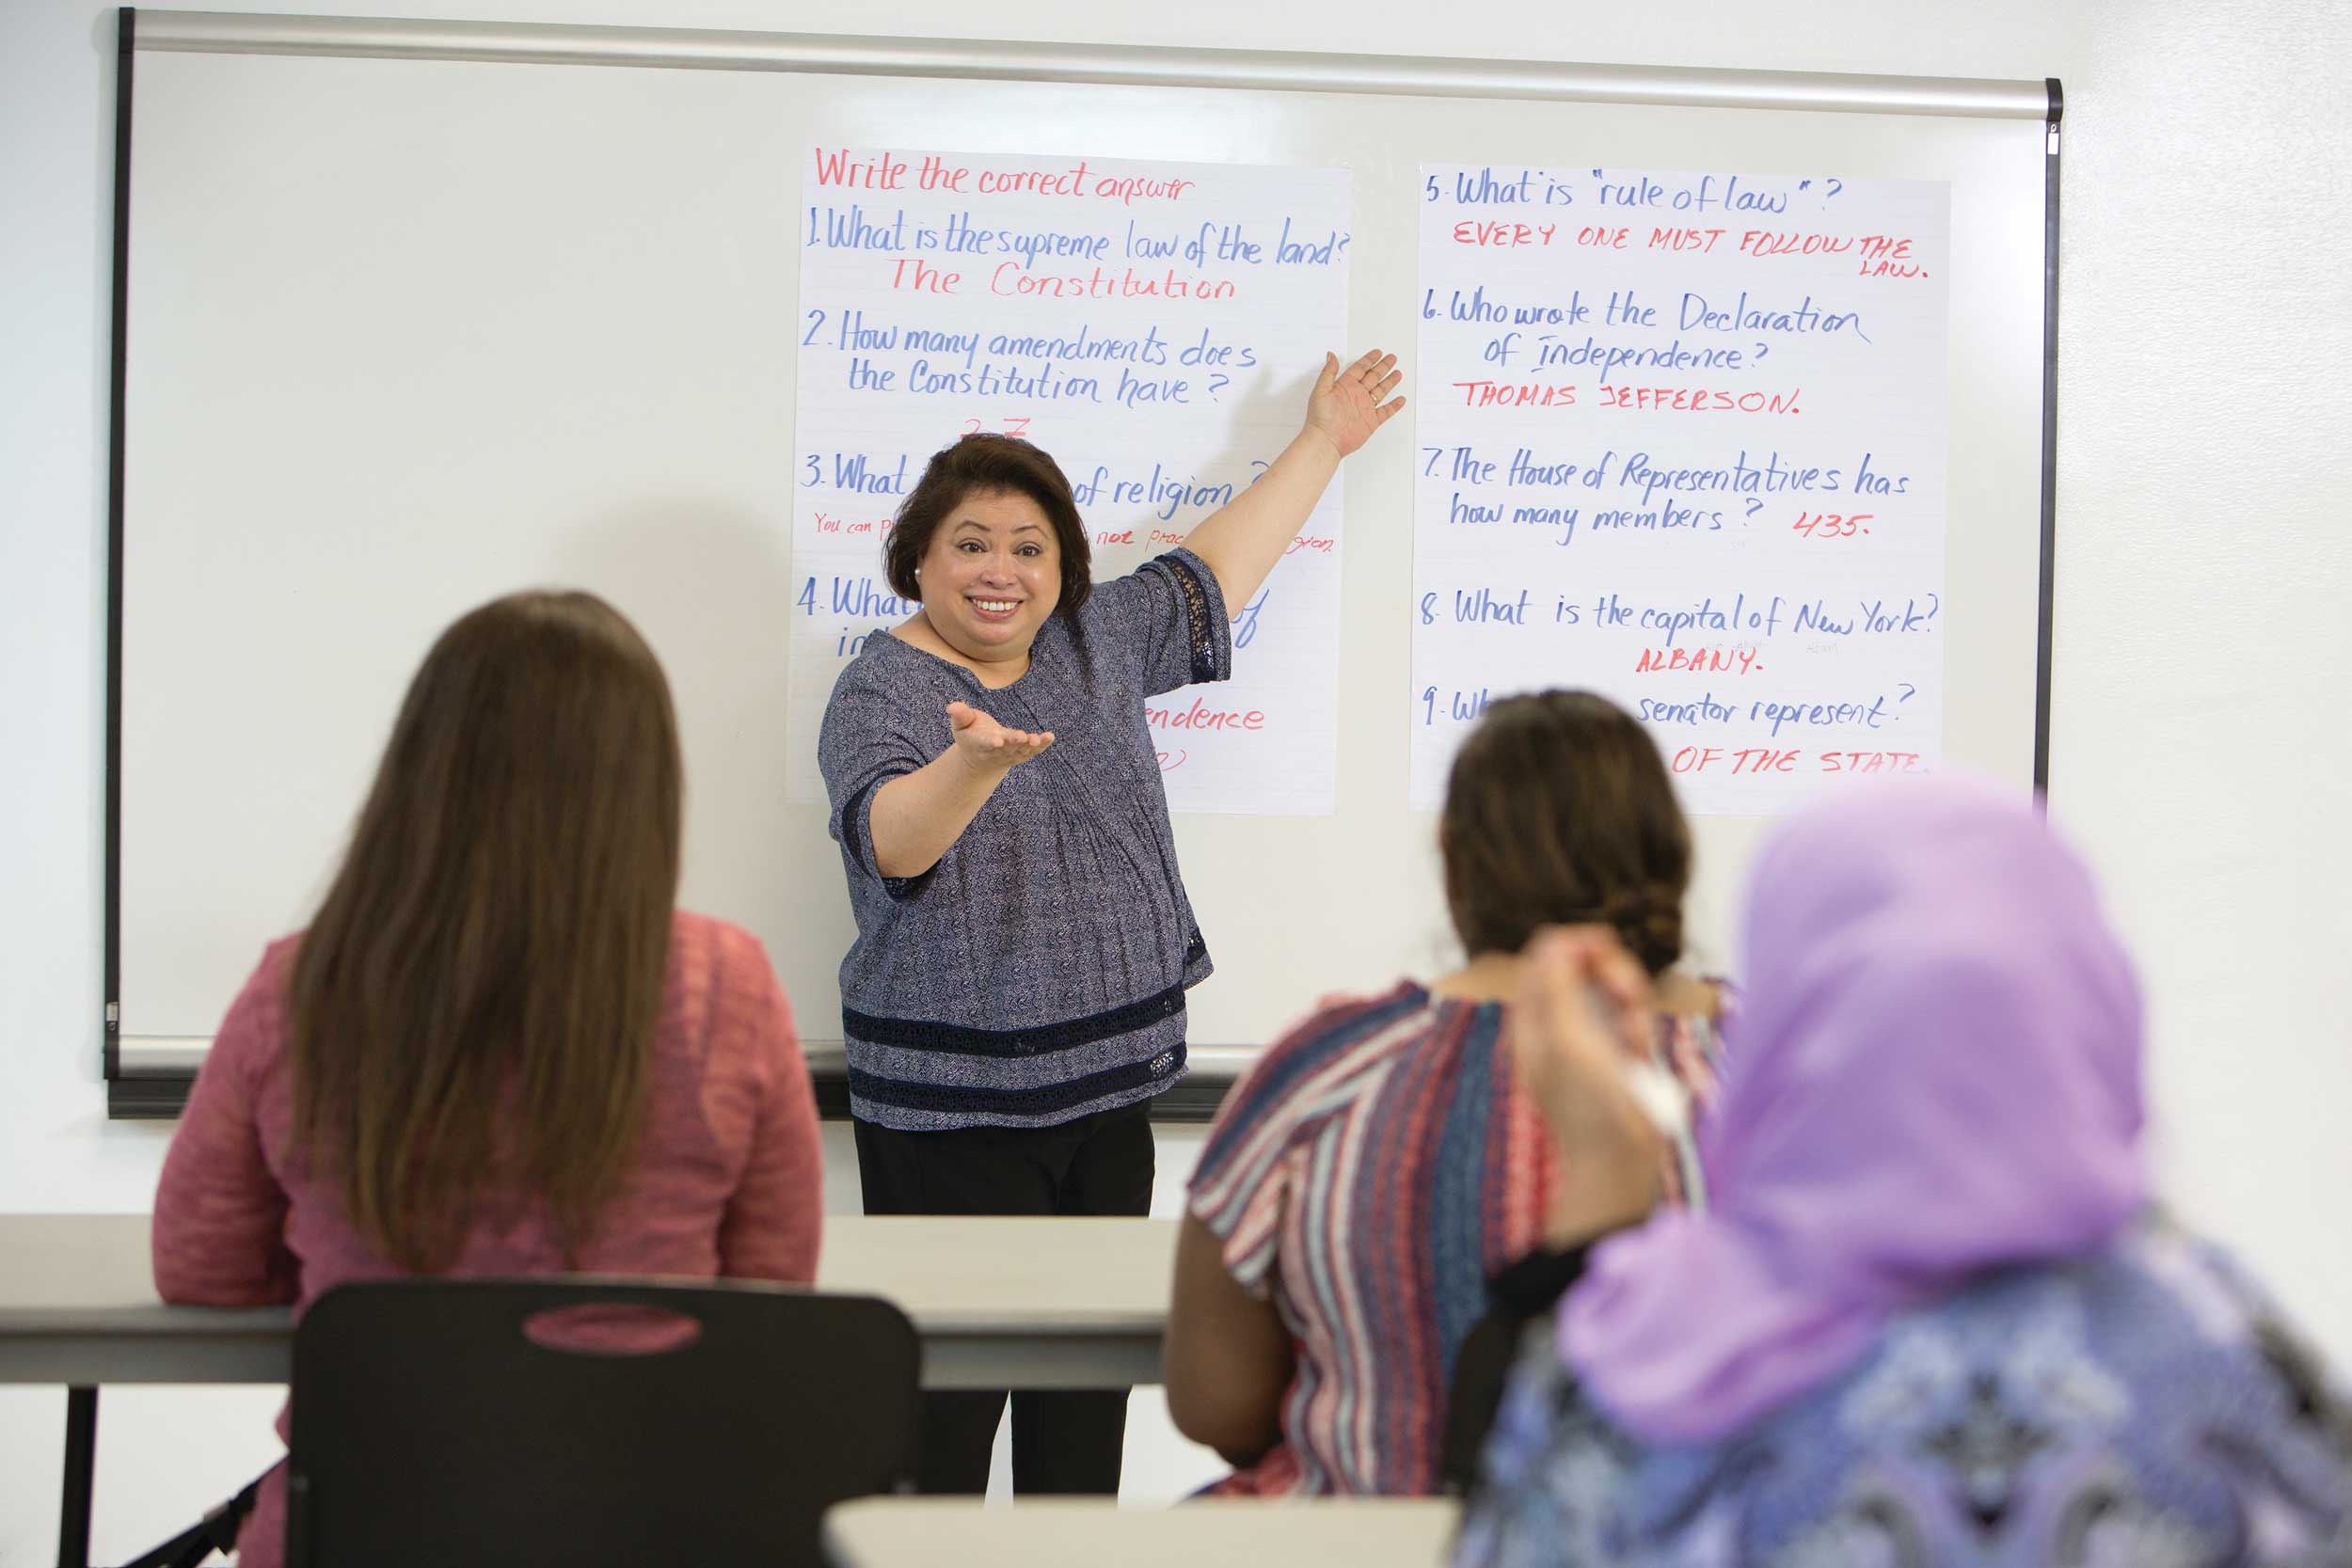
[1187,979,1719,1498]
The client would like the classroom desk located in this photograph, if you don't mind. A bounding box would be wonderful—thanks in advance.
[824,1497,1460,1568]
[0,1213,1176,1568]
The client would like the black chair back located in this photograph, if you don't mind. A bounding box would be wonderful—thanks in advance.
[286,1277,919,1568]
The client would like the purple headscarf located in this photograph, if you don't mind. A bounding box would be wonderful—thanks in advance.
[1561,776,2149,1445]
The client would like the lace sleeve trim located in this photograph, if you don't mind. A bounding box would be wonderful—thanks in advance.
[1163,550,1226,685]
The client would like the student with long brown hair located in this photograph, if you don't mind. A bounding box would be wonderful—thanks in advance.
[152,591,822,1568]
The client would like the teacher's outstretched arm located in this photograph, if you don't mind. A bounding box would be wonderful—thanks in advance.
[1182,348,1404,614]
[868,701,1053,879]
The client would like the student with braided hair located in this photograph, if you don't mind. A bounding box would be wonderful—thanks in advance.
[1166,690,1724,1497]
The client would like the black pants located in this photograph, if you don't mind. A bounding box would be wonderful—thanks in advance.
[853,1100,1155,1496]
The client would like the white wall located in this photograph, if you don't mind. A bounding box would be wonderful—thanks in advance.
[5,0,2347,1557]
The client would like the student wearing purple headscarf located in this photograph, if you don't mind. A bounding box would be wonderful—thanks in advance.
[1454,778,2352,1568]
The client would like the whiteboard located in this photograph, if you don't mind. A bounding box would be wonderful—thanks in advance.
[113,16,2052,1065]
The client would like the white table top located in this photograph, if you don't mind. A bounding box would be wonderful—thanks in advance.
[824,1497,1460,1568]
[0,1213,1175,1389]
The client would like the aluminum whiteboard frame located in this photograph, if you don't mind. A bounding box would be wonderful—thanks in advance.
[131,8,2053,120]
[102,8,2063,1115]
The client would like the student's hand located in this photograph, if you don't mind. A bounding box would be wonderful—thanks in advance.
[1511,927,1671,1243]
[946,701,1054,774]
[1303,349,1406,459]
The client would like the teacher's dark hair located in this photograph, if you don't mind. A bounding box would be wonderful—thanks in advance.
[1440,690,1691,974]
[287,590,682,1273]
[885,434,1093,620]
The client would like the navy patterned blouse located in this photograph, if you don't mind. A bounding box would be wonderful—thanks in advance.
[818,548,1230,1130]
[1454,1218,2352,1568]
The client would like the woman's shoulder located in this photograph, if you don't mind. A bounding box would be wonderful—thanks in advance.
[1733,1229,2352,1557]
[1265,979,1447,1065]
[2089,1218,2349,1396]
[1073,547,1216,628]
[1195,981,1454,1207]
[1215,981,1452,1125]
[252,931,306,987]
[667,910,781,991]
[825,628,921,700]
[1737,1227,2352,1503]
[669,907,755,967]
[210,933,308,1069]
[818,635,943,765]
[1911,1220,2322,1356]
[1795,1224,2335,1426]
[661,911,793,1060]
[835,625,993,703]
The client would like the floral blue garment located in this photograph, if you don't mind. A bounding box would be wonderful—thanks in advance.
[1455,1221,2352,1568]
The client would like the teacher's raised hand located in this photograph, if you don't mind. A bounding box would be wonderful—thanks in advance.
[1303,348,1406,459]
[1182,346,1407,614]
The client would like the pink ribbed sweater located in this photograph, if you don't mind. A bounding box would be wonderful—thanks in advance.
[151,910,822,1568]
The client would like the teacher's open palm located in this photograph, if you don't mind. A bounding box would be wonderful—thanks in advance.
[1304,348,1406,458]
[946,701,1055,774]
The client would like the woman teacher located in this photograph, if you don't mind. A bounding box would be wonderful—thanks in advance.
[818,348,1403,1494]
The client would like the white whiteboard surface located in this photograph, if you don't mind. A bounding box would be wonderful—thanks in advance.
[118,26,2050,1055]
